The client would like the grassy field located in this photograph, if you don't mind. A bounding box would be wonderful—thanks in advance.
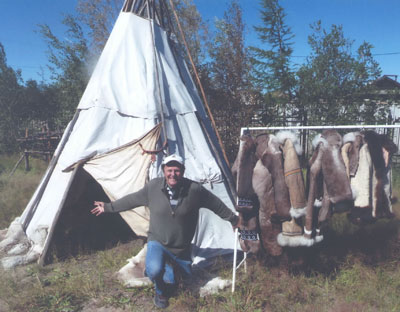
[0,155,48,229]
[1,155,400,311]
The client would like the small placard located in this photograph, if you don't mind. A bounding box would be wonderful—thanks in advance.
[239,229,259,241]
[237,197,253,209]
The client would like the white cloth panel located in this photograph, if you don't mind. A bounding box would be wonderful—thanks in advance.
[58,108,222,183]
[57,108,157,168]
[78,13,197,117]
[83,125,161,236]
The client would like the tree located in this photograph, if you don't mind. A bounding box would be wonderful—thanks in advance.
[76,0,122,54]
[0,43,24,152]
[355,42,387,124]
[296,21,384,125]
[39,15,91,127]
[250,0,296,126]
[168,0,209,70]
[164,0,211,111]
[208,0,255,161]
[20,80,60,127]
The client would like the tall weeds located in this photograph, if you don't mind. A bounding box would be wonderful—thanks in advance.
[0,154,47,229]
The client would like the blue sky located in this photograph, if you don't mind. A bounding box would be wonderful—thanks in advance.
[1,0,399,83]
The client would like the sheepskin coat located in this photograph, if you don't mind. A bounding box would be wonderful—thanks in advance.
[305,130,353,233]
[252,160,282,256]
[342,131,397,220]
[231,133,260,253]
[232,133,257,200]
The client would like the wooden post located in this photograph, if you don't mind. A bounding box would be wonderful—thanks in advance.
[23,110,81,231]
[24,150,30,171]
[8,153,25,178]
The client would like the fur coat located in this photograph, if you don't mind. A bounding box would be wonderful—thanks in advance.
[342,131,397,223]
[305,130,353,239]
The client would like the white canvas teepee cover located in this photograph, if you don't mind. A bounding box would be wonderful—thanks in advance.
[1,10,237,268]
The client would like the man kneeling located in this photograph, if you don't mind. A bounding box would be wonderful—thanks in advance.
[91,154,240,309]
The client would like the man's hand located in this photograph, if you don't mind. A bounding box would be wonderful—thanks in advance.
[91,201,105,216]
[233,213,243,230]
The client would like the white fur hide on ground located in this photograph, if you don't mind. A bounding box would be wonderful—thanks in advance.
[115,245,232,297]
[115,245,151,287]
[0,222,47,270]
[0,218,27,252]
[199,277,231,297]
[0,228,7,241]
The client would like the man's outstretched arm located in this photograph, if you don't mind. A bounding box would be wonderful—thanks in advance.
[200,186,242,230]
[91,184,149,216]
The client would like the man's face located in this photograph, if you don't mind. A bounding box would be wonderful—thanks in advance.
[163,163,184,188]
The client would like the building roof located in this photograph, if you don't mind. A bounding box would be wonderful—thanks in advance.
[372,75,400,90]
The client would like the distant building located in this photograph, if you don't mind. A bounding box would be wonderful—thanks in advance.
[369,75,400,123]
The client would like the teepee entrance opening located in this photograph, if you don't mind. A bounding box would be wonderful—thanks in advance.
[45,168,135,263]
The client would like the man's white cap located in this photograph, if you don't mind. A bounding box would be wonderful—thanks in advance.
[162,154,184,167]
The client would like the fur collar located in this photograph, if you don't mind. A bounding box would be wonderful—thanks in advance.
[312,133,328,149]
[343,132,361,144]
[275,130,303,155]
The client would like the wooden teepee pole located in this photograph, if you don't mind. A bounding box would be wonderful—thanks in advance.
[167,0,231,167]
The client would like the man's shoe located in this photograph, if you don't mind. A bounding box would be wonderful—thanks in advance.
[154,293,169,309]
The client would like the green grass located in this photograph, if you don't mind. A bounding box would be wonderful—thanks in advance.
[0,240,145,312]
[0,154,48,228]
[1,156,400,311]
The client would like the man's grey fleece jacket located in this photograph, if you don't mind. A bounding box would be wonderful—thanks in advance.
[104,177,238,259]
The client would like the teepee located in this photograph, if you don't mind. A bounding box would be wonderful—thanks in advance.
[0,0,237,269]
